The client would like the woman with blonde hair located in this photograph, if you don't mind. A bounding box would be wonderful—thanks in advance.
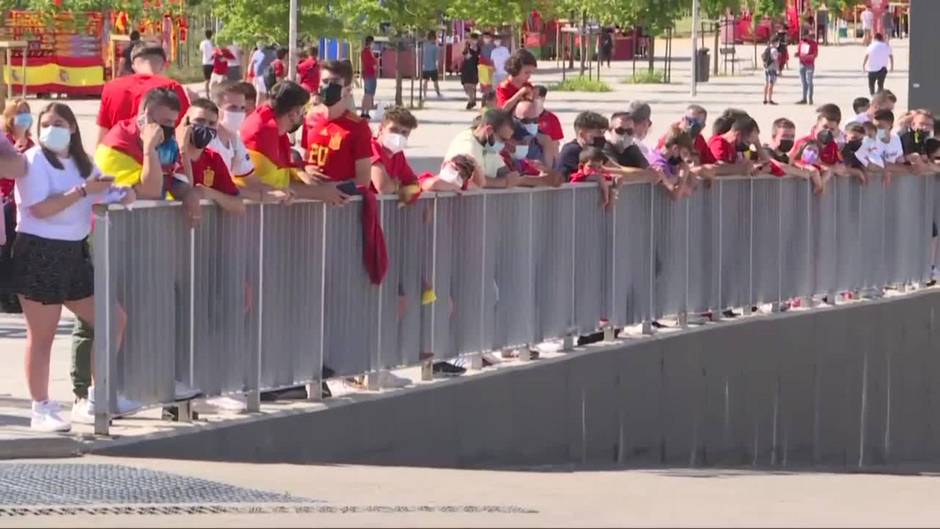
[0,98,33,313]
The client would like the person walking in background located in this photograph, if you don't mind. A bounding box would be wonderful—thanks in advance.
[762,39,780,105]
[881,8,894,44]
[199,30,216,98]
[118,30,140,76]
[360,36,378,120]
[490,35,510,87]
[13,103,134,432]
[795,27,818,105]
[863,33,893,96]
[460,32,481,110]
[420,31,441,100]
[816,2,829,45]
[599,28,614,68]
[297,45,321,99]
[226,41,242,82]
[861,5,874,45]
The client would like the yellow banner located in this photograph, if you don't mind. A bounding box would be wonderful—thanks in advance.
[2,64,104,87]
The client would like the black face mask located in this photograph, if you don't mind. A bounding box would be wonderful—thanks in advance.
[844,139,863,152]
[777,139,794,153]
[816,129,834,145]
[592,135,606,148]
[735,141,749,152]
[190,123,217,149]
[319,81,344,107]
[288,118,303,134]
[667,156,683,166]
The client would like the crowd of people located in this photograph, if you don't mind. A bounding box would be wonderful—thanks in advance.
[0,26,933,433]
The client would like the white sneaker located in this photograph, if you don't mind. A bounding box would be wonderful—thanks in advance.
[70,398,94,425]
[481,352,503,365]
[87,387,143,417]
[203,395,248,413]
[31,400,71,433]
[174,381,203,401]
[377,370,411,389]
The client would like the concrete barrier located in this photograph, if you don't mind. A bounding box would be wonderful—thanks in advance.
[95,289,940,469]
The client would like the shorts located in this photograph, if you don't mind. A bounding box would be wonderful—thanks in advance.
[12,233,93,305]
[253,75,268,96]
[209,72,227,86]
[363,77,377,95]
[202,64,214,81]
[765,69,778,84]
[421,70,438,81]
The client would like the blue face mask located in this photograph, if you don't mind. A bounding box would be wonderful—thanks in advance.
[156,136,179,167]
[491,140,505,154]
[14,113,32,130]
[523,123,539,136]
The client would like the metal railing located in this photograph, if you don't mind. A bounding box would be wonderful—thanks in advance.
[91,174,936,434]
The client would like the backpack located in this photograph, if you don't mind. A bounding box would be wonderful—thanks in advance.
[761,45,775,68]
[262,63,278,92]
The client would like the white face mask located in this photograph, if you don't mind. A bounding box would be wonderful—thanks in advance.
[439,165,462,185]
[877,128,890,142]
[39,125,71,153]
[523,123,539,136]
[381,132,408,154]
[220,110,246,133]
[512,144,529,160]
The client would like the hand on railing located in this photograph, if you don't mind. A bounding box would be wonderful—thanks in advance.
[310,182,350,206]
[267,188,296,206]
[182,187,203,227]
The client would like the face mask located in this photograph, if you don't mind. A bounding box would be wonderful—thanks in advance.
[156,136,179,166]
[319,81,344,107]
[288,113,303,134]
[685,117,704,137]
[667,155,683,166]
[877,128,890,142]
[14,113,32,130]
[491,140,505,154]
[220,110,246,132]
[778,139,794,152]
[381,132,408,154]
[523,123,539,136]
[735,142,749,153]
[845,139,863,152]
[439,165,462,185]
[39,125,70,152]
[592,135,606,149]
[190,123,217,149]
[816,129,834,145]
[512,144,528,160]
[801,149,820,164]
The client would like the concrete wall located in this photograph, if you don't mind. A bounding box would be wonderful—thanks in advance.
[97,290,940,469]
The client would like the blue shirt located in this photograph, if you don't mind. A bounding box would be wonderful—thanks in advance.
[422,42,440,72]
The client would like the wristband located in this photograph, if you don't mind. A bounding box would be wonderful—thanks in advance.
[76,185,87,198]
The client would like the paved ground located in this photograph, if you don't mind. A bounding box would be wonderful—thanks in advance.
[5,456,940,527]
[0,34,922,526]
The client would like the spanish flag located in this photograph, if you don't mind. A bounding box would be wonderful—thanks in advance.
[94,118,145,187]
[240,104,294,190]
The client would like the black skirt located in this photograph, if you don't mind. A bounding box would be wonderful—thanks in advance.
[12,233,93,305]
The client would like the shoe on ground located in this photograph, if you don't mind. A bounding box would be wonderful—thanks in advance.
[377,370,411,389]
[174,381,203,401]
[32,400,70,433]
[795,99,807,105]
[722,309,739,319]
[769,100,778,105]
[432,361,466,378]
[71,398,94,425]
[86,386,144,416]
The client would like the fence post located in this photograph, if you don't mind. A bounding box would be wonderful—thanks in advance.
[679,193,689,329]
[773,179,783,313]
[422,196,438,381]
[368,199,386,389]
[746,178,755,316]
[93,206,114,436]
[471,193,487,370]
[246,203,263,413]
[519,192,536,362]
[643,184,655,335]
[565,187,577,349]
[714,180,723,322]
[308,203,328,400]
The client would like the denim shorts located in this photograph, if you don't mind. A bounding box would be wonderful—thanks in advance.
[363,77,377,95]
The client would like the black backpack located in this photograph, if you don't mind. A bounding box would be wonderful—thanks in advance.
[263,64,278,92]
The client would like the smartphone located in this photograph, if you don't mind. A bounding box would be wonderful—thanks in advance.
[336,181,360,196]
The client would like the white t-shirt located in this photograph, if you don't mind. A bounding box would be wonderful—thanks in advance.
[880,133,904,163]
[227,43,241,67]
[16,147,106,241]
[209,133,254,178]
[200,39,215,65]
[866,41,892,72]
[851,112,872,125]
[443,128,505,179]
[861,10,874,30]
[856,137,883,168]
[491,46,511,75]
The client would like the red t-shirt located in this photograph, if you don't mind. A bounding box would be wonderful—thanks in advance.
[271,59,287,80]
[297,58,321,93]
[370,137,417,188]
[796,39,818,67]
[790,133,841,165]
[361,48,377,78]
[96,73,190,130]
[657,131,717,164]
[569,167,613,183]
[212,48,233,75]
[187,148,239,196]
[538,110,564,141]
[496,79,532,108]
[707,135,738,163]
[302,110,373,181]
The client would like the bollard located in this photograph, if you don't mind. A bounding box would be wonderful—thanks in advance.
[677,312,688,329]
[419,353,434,381]
[304,383,321,402]
[366,372,381,391]
[470,353,484,370]
[562,331,575,351]
[246,389,261,412]
[642,320,655,335]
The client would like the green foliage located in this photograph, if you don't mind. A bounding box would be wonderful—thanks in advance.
[552,75,611,92]
[701,0,743,19]
[623,69,666,84]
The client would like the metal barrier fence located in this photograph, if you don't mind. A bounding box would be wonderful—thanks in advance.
[91,174,936,434]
